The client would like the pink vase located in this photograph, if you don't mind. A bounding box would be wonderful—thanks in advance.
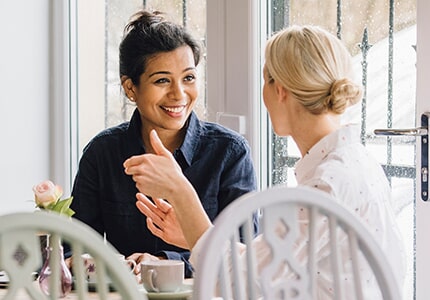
[38,242,73,297]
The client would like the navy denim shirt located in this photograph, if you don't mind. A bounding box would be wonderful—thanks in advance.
[70,108,257,277]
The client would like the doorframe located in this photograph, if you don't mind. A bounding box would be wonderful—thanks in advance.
[415,0,430,298]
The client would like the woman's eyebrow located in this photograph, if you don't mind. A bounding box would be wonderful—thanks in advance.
[148,71,170,78]
[148,67,196,78]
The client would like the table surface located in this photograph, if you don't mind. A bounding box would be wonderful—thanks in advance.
[0,288,123,300]
[0,278,194,300]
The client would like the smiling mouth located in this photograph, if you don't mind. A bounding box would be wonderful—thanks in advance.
[161,105,186,113]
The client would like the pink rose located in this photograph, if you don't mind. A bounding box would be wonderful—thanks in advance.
[33,180,63,208]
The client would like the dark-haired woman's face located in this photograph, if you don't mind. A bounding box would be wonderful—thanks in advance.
[132,46,198,133]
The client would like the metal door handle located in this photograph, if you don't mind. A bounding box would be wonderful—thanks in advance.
[374,112,429,201]
[374,127,428,136]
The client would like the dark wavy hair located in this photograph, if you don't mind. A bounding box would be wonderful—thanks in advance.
[119,10,202,85]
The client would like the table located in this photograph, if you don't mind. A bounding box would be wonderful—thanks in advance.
[0,279,194,299]
[0,291,123,299]
[0,284,124,299]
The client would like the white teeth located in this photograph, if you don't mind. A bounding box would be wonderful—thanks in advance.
[162,106,185,113]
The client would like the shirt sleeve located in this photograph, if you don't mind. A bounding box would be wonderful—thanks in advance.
[70,144,104,235]
[218,139,257,210]
[156,250,194,278]
[218,139,259,235]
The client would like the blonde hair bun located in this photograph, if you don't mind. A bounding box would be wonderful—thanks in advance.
[326,78,362,114]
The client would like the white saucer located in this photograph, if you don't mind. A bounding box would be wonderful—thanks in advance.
[0,271,9,287]
[144,284,192,300]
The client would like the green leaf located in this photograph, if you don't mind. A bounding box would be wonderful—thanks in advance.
[63,207,75,218]
[51,196,75,217]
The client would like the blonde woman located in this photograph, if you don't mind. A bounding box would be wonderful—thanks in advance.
[124,25,405,298]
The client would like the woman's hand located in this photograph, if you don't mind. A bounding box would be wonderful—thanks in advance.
[127,252,161,280]
[124,130,187,201]
[136,193,189,249]
[125,129,212,250]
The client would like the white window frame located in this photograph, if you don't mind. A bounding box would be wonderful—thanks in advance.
[54,0,104,194]
[51,0,77,195]
[206,0,268,189]
[415,0,430,297]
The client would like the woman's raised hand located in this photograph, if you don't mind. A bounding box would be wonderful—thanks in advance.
[135,193,189,249]
[124,130,187,201]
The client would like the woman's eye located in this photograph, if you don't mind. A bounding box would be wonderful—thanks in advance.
[154,78,169,84]
[184,74,196,82]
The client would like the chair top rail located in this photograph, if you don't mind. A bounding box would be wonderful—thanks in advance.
[193,185,401,300]
[0,212,145,300]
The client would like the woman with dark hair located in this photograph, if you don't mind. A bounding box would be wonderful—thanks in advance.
[70,10,257,278]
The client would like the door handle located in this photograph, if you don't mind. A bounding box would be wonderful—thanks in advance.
[374,127,428,136]
[374,112,429,201]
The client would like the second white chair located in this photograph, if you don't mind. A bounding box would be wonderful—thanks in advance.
[0,211,145,300]
[192,186,401,300]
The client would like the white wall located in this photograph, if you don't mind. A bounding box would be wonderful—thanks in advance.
[0,1,51,214]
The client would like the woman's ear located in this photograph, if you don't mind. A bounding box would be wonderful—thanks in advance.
[275,81,289,104]
[121,77,136,101]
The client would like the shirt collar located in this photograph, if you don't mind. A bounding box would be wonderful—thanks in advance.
[126,108,200,167]
[178,111,201,166]
[295,124,360,182]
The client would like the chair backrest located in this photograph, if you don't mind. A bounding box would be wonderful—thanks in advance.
[192,186,401,300]
[0,211,145,300]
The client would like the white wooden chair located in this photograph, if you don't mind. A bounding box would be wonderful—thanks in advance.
[0,211,145,300]
[192,186,401,300]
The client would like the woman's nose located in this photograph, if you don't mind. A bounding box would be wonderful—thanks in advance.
[168,82,186,99]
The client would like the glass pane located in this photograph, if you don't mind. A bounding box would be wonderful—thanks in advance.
[78,0,207,153]
[268,1,416,298]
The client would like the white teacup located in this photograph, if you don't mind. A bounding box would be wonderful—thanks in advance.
[141,260,184,293]
[81,253,136,283]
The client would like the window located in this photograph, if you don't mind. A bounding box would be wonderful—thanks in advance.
[266,1,416,298]
[72,0,417,297]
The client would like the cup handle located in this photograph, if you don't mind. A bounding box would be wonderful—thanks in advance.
[124,259,136,272]
[144,269,159,293]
